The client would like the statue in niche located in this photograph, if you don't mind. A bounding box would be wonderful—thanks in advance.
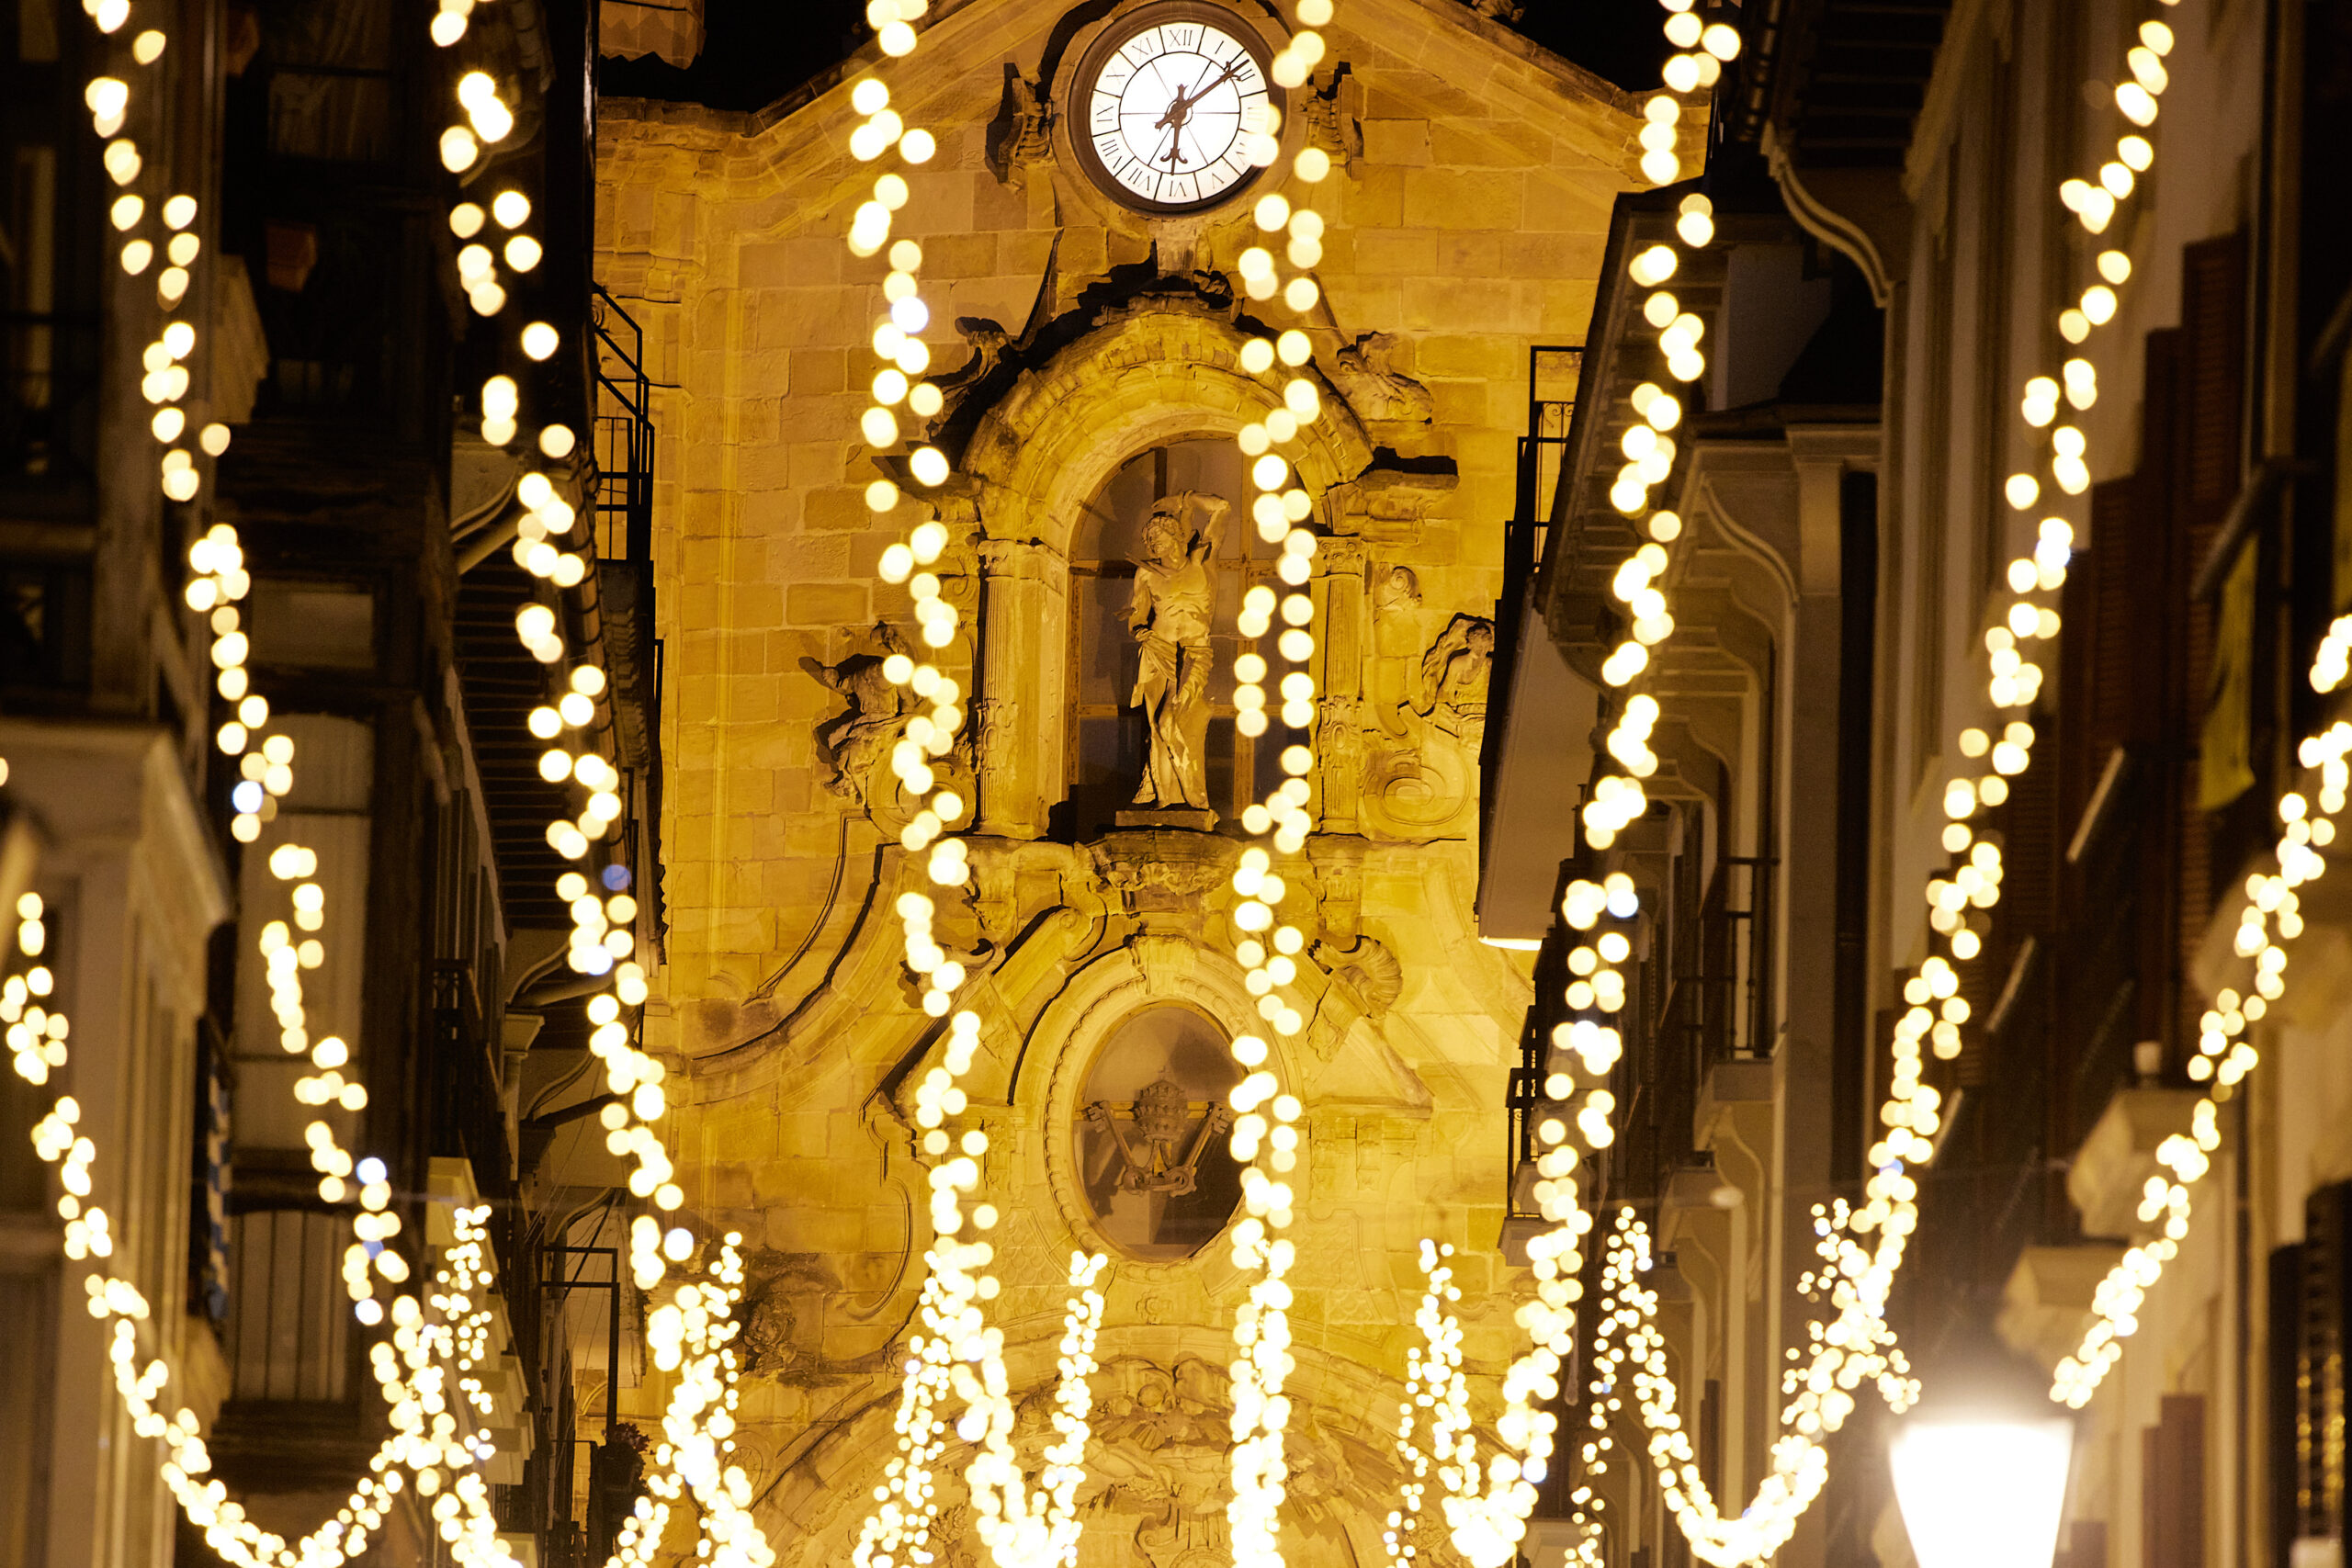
[1125,491,1231,814]
[1410,613,1494,742]
[807,622,911,804]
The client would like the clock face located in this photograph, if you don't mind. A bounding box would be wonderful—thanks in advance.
[1074,6,1275,213]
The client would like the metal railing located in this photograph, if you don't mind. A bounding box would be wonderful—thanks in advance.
[1480,344,1581,871]
[592,287,656,565]
[430,961,513,1205]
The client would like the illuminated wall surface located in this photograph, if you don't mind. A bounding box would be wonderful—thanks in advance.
[594,6,1642,1564]
[6,1,2352,1567]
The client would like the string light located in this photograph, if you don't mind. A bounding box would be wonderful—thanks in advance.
[1385,1246,1458,1568]
[964,1253,1109,1568]
[1206,15,1365,1564]
[833,15,1092,1568]
[0,3,752,1561]
[28,0,2241,1561]
[1553,6,2201,1556]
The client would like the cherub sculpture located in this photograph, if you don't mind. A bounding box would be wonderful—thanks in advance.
[808,622,911,804]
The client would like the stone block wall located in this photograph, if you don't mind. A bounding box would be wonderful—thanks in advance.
[592,1,1643,1551]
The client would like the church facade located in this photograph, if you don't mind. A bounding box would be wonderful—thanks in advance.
[594,5,1645,1562]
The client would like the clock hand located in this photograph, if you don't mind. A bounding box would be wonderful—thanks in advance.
[1154,86,1194,170]
[1191,57,1243,100]
[1172,60,1240,168]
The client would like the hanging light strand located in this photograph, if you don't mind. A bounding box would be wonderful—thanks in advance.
[2,2,755,1559]
[1562,5,2194,1557]
[1210,12,1355,1568]
[834,10,1091,1568]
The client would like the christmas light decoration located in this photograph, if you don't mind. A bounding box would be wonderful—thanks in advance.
[26,1,2285,1565]
[1521,1,2192,1562]
[0,6,752,1562]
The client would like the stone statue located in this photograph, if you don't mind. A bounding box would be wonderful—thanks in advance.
[1085,1078,1233,1197]
[989,67,1055,187]
[808,622,911,804]
[1331,332,1436,424]
[1313,935,1405,1017]
[930,317,1011,428]
[1126,491,1231,811]
[1411,614,1494,741]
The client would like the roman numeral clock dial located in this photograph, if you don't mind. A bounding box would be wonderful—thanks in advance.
[1073,4,1278,214]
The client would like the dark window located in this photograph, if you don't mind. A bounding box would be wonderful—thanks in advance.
[0,557,90,694]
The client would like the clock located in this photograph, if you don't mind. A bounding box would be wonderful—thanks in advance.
[1069,3,1279,215]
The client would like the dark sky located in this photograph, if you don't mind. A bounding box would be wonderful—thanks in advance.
[599,1,1670,114]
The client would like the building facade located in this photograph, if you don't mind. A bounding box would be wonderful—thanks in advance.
[12,0,2352,1566]
[592,5,1652,1566]
[1488,1,2352,1566]
[1,2,660,1563]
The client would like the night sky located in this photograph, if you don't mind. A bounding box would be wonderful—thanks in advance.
[598,1,1673,113]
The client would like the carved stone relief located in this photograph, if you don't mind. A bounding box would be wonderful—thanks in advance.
[1075,1005,1243,1260]
[1089,831,1240,919]
[1080,1357,1364,1568]
[987,66,1055,188]
[1410,613,1494,744]
[1329,333,1435,425]
[1359,612,1493,838]
[1317,695,1366,834]
[1312,936,1402,1018]
[807,622,912,805]
[1374,565,1421,615]
[1299,66,1359,168]
[931,317,1012,431]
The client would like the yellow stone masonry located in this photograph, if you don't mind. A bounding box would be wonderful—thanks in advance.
[593,1,1639,1559]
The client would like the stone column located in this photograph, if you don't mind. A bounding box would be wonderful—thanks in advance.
[1311,535,1368,833]
[975,533,1066,840]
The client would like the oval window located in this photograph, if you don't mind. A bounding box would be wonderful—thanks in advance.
[1074,1004,1245,1260]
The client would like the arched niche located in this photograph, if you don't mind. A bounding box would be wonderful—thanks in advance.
[957,309,1374,838]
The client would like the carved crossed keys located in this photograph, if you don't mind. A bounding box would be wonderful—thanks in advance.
[1085,1077,1234,1195]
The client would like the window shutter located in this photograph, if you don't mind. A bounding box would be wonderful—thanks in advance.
[2296,1184,2352,1547]
[2176,233,2250,1034]
[2180,233,2249,520]
[2142,1393,2207,1568]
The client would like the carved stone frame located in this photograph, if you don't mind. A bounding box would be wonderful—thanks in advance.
[1030,934,1293,1278]
[960,308,1374,836]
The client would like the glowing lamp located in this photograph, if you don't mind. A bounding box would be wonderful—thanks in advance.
[1888,1416,2073,1568]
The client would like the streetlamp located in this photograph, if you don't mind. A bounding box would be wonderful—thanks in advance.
[1888,1416,2075,1568]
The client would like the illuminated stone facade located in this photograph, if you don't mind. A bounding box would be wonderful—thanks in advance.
[594,2,1645,1560]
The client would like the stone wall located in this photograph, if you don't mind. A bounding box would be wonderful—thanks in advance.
[592,0,1645,1555]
